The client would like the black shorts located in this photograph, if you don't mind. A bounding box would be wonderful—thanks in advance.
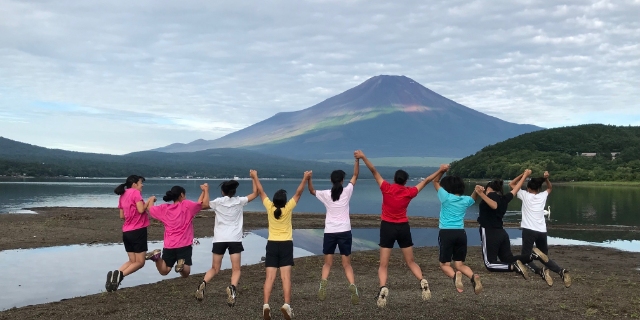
[265,241,294,268]
[162,245,193,267]
[122,227,148,253]
[323,231,352,256]
[379,221,414,248]
[438,229,468,263]
[212,242,244,255]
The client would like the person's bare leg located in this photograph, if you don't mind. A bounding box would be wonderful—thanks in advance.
[440,262,455,278]
[341,255,355,284]
[280,266,292,304]
[400,246,424,280]
[155,258,172,276]
[118,252,135,273]
[179,265,191,278]
[452,261,474,279]
[230,253,242,286]
[204,254,224,283]
[121,252,146,276]
[321,254,333,280]
[378,248,391,286]
[263,267,277,304]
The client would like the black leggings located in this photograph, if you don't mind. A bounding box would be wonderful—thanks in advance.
[521,228,563,274]
[479,227,532,272]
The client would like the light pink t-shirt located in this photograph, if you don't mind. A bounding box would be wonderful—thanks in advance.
[315,183,354,233]
[118,188,150,232]
[149,200,202,249]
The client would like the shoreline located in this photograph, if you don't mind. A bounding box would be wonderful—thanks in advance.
[1,207,639,251]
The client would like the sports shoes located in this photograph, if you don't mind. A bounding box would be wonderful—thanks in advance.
[512,260,529,280]
[454,271,464,293]
[349,284,359,305]
[105,271,113,292]
[376,286,389,308]
[175,259,185,273]
[280,303,294,320]
[531,248,549,263]
[420,278,431,300]
[111,270,123,291]
[194,281,206,301]
[263,304,271,320]
[317,279,328,301]
[145,249,161,261]
[539,267,553,286]
[227,285,238,307]
[560,269,572,288]
[471,274,483,295]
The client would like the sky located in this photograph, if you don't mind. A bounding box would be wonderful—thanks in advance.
[0,0,639,155]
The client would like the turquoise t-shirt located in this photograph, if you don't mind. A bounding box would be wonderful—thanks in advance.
[437,188,475,229]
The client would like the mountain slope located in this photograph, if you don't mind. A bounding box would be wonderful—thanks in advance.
[156,75,541,158]
[448,124,640,181]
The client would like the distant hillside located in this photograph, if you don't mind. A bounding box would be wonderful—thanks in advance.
[155,75,541,159]
[0,137,436,178]
[449,124,640,181]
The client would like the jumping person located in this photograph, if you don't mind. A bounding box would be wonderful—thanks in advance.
[476,169,533,279]
[432,167,482,294]
[355,150,445,308]
[515,171,572,287]
[106,175,155,292]
[307,156,360,305]
[255,171,310,320]
[147,184,210,278]
[195,171,259,306]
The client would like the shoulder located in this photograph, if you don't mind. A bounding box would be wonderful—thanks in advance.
[262,197,273,207]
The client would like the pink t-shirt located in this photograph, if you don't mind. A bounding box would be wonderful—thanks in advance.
[118,188,150,232]
[149,200,202,249]
[315,183,354,233]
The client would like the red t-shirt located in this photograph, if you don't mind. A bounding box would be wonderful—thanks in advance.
[380,181,418,223]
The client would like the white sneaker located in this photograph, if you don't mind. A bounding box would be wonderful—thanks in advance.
[376,286,389,308]
[280,303,294,320]
[263,304,271,320]
[420,279,431,300]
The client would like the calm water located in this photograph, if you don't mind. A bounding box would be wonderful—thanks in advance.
[1,177,639,227]
[2,227,638,311]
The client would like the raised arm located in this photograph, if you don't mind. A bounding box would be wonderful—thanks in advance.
[510,169,531,196]
[199,183,210,209]
[253,170,268,201]
[474,185,496,208]
[145,196,157,212]
[307,171,316,196]
[354,150,384,186]
[544,171,552,195]
[292,171,311,203]
[432,166,449,191]
[247,170,259,202]
[415,164,449,192]
[350,158,360,186]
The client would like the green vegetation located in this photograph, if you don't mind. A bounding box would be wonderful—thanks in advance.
[449,124,640,181]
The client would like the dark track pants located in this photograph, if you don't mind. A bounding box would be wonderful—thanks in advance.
[520,228,563,274]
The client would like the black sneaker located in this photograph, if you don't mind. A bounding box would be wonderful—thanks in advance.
[531,248,549,263]
[195,281,206,301]
[376,286,389,308]
[105,271,113,292]
[539,267,553,286]
[227,285,238,307]
[111,270,124,291]
[560,269,572,288]
[512,260,529,280]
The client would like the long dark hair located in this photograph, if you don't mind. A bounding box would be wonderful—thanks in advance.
[486,179,504,196]
[220,180,239,197]
[163,186,186,202]
[272,189,287,220]
[330,170,346,202]
[114,175,145,195]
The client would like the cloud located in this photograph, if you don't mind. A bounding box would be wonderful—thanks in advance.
[0,0,639,153]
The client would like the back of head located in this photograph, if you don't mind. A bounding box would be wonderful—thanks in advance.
[440,175,465,195]
[220,180,240,197]
[163,185,186,202]
[330,170,346,202]
[486,179,504,195]
[272,189,288,219]
[114,174,145,195]
[394,170,409,185]
[527,178,545,192]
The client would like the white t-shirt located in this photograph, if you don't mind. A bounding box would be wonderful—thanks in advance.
[209,196,249,242]
[315,183,354,233]
[517,190,548,233]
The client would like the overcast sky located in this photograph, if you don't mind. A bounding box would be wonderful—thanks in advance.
[1,0,639,154]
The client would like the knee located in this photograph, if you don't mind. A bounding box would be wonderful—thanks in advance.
[138,260,146,268]
[341,260,351,269]
[159,270,170,276]
[439,262,450,270]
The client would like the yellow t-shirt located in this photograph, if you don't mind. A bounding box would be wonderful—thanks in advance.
[263,197,296,241]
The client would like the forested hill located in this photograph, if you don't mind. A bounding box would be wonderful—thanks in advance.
[449,124,640,181]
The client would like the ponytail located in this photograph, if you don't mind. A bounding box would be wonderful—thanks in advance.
[330,170,346,202]
[163,186,186,202]
[272,189,288,220]
[114,175,145,195]
[220,180,240,197]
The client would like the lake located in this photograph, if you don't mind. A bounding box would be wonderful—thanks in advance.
[1,177,639,227]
